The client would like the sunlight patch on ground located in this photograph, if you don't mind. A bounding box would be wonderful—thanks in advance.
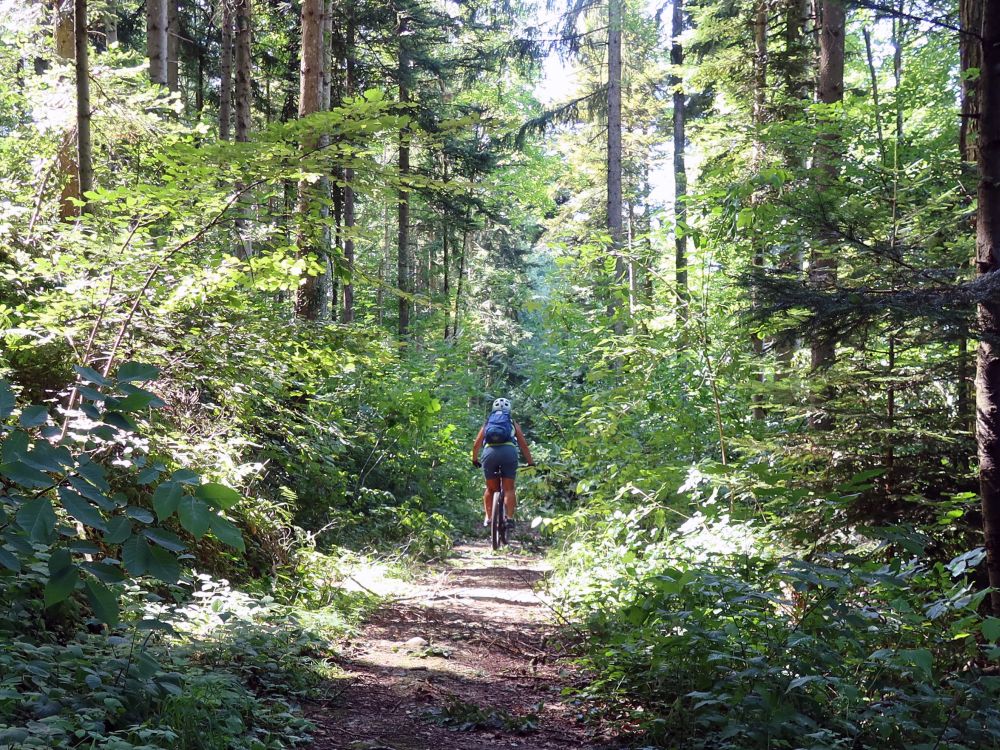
[335,557,415,599]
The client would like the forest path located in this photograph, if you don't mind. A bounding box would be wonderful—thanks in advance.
[306,540,609,750]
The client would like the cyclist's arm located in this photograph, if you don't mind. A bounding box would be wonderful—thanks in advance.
[513,422,534,465]
[472,426,485,464]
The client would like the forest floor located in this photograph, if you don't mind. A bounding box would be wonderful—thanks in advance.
[305,539,614,750]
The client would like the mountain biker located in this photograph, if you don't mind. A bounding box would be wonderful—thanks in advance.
[471,397,534,532]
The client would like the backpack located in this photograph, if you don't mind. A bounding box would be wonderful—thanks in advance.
[483,410,514,445]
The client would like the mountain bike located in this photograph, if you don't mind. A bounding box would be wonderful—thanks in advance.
[489,465,508,551]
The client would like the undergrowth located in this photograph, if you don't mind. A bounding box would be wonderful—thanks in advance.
[547,494,1000,750]
[0,565,376,750]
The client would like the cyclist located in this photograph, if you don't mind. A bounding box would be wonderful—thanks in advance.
[472,397,534,532]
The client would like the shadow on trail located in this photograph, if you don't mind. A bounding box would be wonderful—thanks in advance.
[305,542,611,750]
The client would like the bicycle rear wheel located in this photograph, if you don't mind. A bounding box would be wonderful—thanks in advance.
[491,490,505,551]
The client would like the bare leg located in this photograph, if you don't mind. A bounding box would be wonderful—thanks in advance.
[502,477,516,518]
[484,478,501,519]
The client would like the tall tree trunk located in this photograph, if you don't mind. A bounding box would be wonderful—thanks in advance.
[342,17,356,323]
[775,0,809,375]
[607,0,625,334]
[751,0,767,420]
[397,15,411,337]
[234,0,252,259]
[219,0,233,140]
[196,49,205,110]
[453,223,469,339]
[234,0,251,142]
[167,0,179,91]
[975,0,1000,615]
[671,0,687,319]
[75,0,92,210]
[317,0,334,319]
[809,0,845,429]
[54,0,79,219]
[147,0,168,85]
[961,0,984,164]
[442,225,450,338]
[960,0,984,438]
[294,0,324,320]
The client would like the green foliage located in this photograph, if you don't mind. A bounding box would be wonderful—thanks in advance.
[0,573,354,750]
[550,499,1000,749]
[0,368,244,626]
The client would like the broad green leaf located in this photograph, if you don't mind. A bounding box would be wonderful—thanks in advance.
[58,488,108,532]
[16,497,57,541]
[1,430,28,462]
[122,534,151,575]
[901,648,933,676]
[125,506,155,524]
[136,466,162,485]
[84,578,119,626]
[143,527,187,552]
[0,729,28,745]
[116,362,160,382]
[147,546,181,584]
[171,468,199,485]
[104,412,138,432]
[82,560,126,584]
[77,385,106,402]
[68,476,114,509]
[22,441,72,472]
[983,617,1000,643]
[178,496,212,539]
[209,514,245,552]
[76,459,110,491]
[0,460,52,489]
[196,482,242,510]
[0,380,14,419]
[18,404,49,428]
[73,365,110,386]
[153,482,183,520]
[0,547,20,572]
[44,549,78,607]
[103,516,131,544]
[116,388,165,412]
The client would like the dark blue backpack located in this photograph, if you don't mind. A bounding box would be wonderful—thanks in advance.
[484,411,514,445]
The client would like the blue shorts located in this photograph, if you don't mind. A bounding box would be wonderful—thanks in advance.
[481,444,517,479]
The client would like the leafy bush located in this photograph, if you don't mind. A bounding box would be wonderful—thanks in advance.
[0,573,350,750]
[551,502,1000,750]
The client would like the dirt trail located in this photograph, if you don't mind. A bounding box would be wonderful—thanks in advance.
[307,541,610,750]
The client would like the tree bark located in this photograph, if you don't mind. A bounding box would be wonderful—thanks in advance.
[75,0,92,210]
[959,0,983,443]
[219,0,233,140]
[53,0,79,219]
[147,0,168,85]
[397,14,411,337]
[607,0,625,334]
[671,0,687,320]
[976,0,1000,614]
[961,0,984,164]
[751,0,768,420]
[167,0,179,91]
[775,0,810,374]
[234,0,251,142]
[453,224,469,339]
[294,0,324,320]
[342,16,356,323]
[809,0,845,428]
